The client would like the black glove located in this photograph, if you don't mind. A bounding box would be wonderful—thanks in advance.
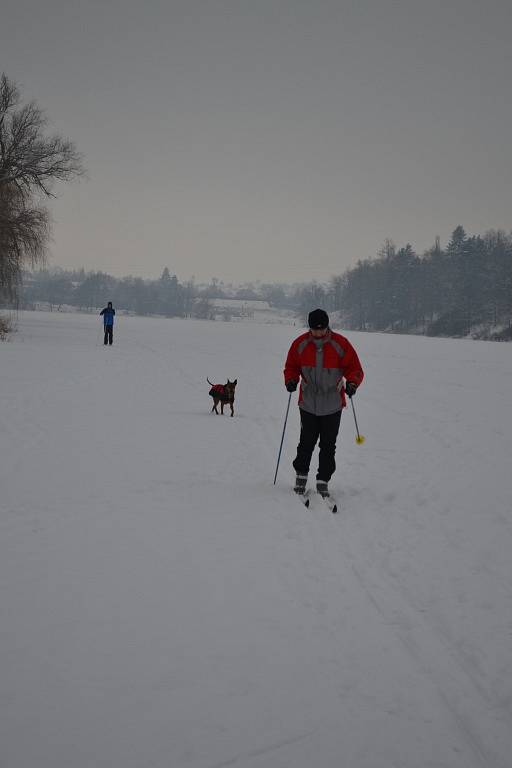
[286,380,298,392]
[345,381,358,398]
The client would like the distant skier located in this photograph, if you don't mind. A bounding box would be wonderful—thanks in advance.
[284,308,364,498]
[100,302,116,345]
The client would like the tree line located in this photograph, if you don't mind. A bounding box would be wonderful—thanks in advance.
[328,227,512,340]
[15,267,300,319]
[12,227,512,341]
[19,267,194,317]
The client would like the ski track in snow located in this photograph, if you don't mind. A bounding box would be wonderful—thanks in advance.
[1,311,512,768]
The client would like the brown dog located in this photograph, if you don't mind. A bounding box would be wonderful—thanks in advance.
[207,378,237,417]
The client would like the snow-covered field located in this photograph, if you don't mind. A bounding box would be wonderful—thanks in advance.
[1,310,511,768]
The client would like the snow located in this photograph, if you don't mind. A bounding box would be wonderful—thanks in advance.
[1,310,511,768]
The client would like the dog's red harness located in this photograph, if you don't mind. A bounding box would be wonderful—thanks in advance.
[209,384,233,403]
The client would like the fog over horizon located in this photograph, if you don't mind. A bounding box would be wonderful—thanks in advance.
[2,0,512,284]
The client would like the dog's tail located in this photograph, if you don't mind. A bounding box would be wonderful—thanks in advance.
[207,377,214,387]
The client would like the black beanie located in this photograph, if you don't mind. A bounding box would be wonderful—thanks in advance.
[308,308,329,329]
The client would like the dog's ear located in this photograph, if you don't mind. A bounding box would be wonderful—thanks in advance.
[233,379,237,386]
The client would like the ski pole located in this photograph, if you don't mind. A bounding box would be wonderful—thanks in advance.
[350,396,365,445]
[273,392,292,484]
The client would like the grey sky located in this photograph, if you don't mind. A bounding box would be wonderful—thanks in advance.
[2,0,512,283]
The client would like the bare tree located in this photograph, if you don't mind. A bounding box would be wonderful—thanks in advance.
[0,185,49,296]
[0,74,84,298]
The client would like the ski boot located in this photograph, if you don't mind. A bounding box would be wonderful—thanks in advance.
[294,474,308,495]
[316,480,330,498]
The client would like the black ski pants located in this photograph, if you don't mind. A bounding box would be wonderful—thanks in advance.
[104,325,113,345]
[293,408,342,482]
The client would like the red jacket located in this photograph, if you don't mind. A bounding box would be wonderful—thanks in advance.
[284,329,364,415]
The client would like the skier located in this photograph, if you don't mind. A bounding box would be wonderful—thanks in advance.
[100,301,116,345]
[283,308,364,498]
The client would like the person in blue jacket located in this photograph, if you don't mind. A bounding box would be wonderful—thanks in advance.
[100,302,116,345]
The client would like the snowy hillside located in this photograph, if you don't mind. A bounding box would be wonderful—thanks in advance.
[1,311,511,768]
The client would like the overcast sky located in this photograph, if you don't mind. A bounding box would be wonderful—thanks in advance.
[2,0,512,283]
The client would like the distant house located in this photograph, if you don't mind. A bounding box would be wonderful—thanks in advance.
[192,296,292,324]
[210,298,271,318]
